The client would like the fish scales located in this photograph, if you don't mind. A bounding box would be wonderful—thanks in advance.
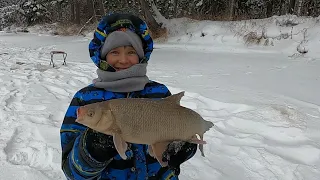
[75,91,214,166]
[107,98,202,144]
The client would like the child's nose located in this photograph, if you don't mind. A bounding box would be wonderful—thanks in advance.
[118,54,129,63]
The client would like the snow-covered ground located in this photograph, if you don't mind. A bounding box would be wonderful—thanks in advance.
[0,15,320,180]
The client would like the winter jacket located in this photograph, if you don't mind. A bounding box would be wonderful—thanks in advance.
[60,13,197,180]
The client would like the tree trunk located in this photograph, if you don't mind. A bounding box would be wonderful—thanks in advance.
[75,0,81,24]
[289,0,296,14]
[139,0,161,31]
[70,0,75,22]
[266,0,273,17]
[122,0,128,8]
[96,0,105,18]
[305,0,313,16]
[296,0,304,15]
[164,0,170,18]
[283,0,290,14]
[229,0,236,20]
[57,2,62,21]
[86,0,94,18]
[173,0,179,18]
[278,0,286,16]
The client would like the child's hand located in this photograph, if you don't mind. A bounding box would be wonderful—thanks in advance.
[85,128,119,162]
[162,141,198,175]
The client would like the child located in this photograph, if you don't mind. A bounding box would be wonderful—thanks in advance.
[60,13,197,180]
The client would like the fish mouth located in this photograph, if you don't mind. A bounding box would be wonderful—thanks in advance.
[77,107,85,118]
[76,108,81,117]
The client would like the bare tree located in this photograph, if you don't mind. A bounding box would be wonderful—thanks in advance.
[56,0,63,21]
[289,0,296,14]
[121,0,129,8]
[95,0,105,18]
[296,0,304,15]
[173,0,179,18]
[3,0,320,31]
[86,0,94,18]
[75,0,81,24]
[266,0,274,17]
[70,0,75,22]
[139,0,161,31]
[229,0,236,20]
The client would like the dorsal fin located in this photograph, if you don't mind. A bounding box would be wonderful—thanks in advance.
[163,91,185,105]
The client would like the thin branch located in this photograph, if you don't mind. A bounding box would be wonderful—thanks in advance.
[77,15,94,35]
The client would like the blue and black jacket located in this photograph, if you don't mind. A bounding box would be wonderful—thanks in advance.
[60,13,197,180]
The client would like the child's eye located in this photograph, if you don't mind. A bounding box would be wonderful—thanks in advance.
[110,51,119,55]
[128,51,137,54]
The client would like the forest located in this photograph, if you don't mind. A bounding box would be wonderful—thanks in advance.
[1,0,319,35]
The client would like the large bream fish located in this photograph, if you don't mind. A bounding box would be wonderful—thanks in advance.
[75,91,214,166]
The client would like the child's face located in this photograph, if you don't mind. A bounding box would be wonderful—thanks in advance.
[106,46,139,71]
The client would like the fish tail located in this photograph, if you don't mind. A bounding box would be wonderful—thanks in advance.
[197,120,213,157]
[199,144,205,157]
[204,120,214,132]
[198,133,205,157]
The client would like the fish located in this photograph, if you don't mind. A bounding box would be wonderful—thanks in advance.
[75,91,214,167]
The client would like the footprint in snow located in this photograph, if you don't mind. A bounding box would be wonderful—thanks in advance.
[3,90,23,111]
[43,84,70,97]
[0,87,10,96]
[4,125,53,170]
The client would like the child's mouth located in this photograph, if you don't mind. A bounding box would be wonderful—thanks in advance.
[115,67,128,71]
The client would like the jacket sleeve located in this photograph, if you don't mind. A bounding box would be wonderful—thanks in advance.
[60,92,111,179]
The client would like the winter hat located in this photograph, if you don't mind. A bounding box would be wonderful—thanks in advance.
[100,30,144,60]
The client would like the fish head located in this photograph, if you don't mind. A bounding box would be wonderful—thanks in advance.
[75,103,104,129]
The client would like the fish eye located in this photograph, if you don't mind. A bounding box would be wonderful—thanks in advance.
[87,110,95,117]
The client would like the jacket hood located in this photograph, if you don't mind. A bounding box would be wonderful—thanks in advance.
[88,13,153,71]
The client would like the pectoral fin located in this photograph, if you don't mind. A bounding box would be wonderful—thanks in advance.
[148,145,155,158]
[199,134,205,157]
[151,141,170,167]
[113,133,128,160]
[189,134,206,157]
[189,134,207,144]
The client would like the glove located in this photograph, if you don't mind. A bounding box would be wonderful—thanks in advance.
[162,141,198,175]
[85,128,119,162]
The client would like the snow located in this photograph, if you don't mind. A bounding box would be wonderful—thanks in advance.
[0,15,320,179]
[155,15,320,59]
